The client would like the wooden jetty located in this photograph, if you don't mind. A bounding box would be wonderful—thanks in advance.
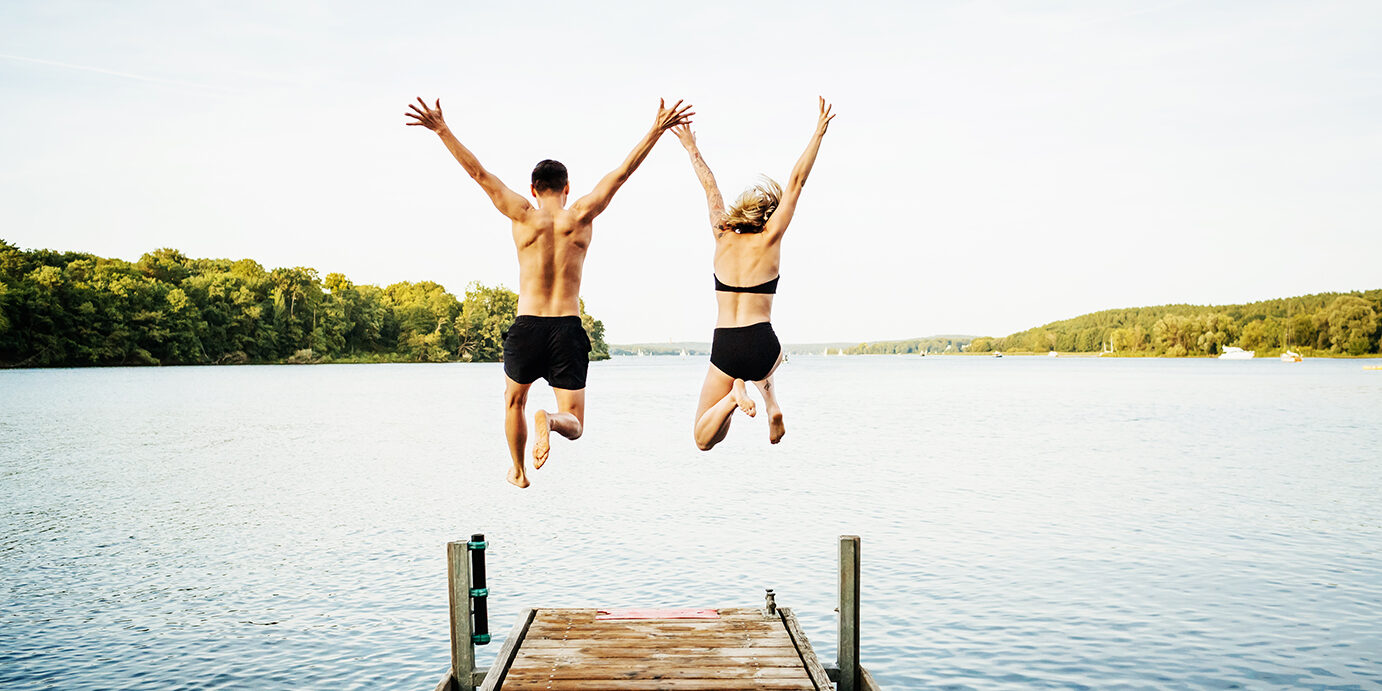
[433,535,881,691]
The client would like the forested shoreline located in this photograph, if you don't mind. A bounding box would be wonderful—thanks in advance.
[845,335,974,355]
[968,291,1382,357]
[0,241,609,367]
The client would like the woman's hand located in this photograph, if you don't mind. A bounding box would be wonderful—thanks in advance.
[672,124,697,150]
[405,97,449,134]
[815,96,836,135]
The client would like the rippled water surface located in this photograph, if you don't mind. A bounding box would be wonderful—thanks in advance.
[2,356,1380,689]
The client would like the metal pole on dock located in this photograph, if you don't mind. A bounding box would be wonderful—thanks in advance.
[838,535,861,691]
[469,534,490,645]
[447,540,476,691]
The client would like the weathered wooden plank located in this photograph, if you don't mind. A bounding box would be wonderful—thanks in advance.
[779,608,833,691]
[861,665,883,691]
[529,620,782,629]
[536,609,770,622]
[511,646,802,657]
[504,667,810,680]
[521,635,794,647]
[476,607,535,691]
[838,535,861,691]
[524,631,790,642]
[432,670,454,691]
[512,656,810,669]
[446,541,474,691]
[525,627,790,635]
[501,679,815,690]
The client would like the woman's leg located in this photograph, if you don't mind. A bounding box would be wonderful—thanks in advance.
[693,365,755,451]
[750,352,786,444]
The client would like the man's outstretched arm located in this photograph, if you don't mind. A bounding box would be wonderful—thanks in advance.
[672,125,726,231]
[406,98,531,221]
[572,98,694,222]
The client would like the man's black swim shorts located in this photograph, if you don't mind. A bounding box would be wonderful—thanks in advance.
[502,315,591,390]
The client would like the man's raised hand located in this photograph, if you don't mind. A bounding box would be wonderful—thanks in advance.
[816,97,836,135]
[654,98,695,133]
[405,97,449,133]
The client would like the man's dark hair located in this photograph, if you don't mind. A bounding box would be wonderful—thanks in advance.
[531,159,568,194]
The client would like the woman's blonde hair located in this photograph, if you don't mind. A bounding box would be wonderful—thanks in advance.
[721,177,782,234]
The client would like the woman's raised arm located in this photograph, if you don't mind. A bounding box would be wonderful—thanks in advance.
[765,97,835,238]
[673,125,726,230]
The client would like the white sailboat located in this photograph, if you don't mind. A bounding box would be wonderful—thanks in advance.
[1280,324,1302,362]
[1218,346,1254,360]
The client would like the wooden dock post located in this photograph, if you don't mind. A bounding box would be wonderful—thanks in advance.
[838,535,861,691]
[446,540,476,691]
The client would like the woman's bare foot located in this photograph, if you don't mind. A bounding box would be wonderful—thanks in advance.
[532,410,551,469]
[507,466,530,488]
[768,410,786,444]
[731,379,757,417]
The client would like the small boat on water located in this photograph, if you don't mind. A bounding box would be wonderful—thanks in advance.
[1047,351,1058,357]
[1218,346,1255,360]
[993,351,1003,358]
[1280,350,1302,362]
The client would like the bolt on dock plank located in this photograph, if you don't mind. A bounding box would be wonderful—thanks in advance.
[434,535,879,690]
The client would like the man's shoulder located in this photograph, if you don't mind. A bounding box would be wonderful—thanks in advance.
[553,207,595,232]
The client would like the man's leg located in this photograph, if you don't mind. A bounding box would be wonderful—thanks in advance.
[693,366,756,451]
[535,319,592,469]
[504,376,535,488]
[534,387,585,469]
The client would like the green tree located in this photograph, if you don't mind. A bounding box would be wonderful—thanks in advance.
[580,299,610,361]
[1325,296,1379,355]
[1239,318,1279,351]
[456,282,517,361]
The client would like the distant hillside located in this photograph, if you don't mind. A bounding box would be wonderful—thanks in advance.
[784,342,861,355]
[969,290,1381,357]
[844,335,975,355]
[610,338,968,356]
[609,342,710,356]
[610,341,857,356]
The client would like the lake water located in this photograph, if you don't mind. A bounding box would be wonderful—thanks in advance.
[1,356,1380,689]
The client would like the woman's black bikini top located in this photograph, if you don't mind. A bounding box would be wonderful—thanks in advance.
[714,274,779,294]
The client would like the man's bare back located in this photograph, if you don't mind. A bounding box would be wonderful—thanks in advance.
[510,197,592,318]
[406,96,693,487]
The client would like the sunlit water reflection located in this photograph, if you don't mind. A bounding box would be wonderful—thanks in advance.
[2,356,1380,689]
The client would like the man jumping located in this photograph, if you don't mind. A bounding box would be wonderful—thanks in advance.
[406,97,693,488]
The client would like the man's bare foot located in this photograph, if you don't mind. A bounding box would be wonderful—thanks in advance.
[731,379,757,417]
[532,410,551,469]
[507,467,530,489]
[768,410,786,444]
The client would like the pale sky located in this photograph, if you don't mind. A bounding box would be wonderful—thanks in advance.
[2,1,1379,344]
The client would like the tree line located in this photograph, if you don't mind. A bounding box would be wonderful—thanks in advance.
[0,241,610,367]
[845,335,973,355]
[967,290,1382,357]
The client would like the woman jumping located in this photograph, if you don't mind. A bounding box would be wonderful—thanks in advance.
[673,97,835,450]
